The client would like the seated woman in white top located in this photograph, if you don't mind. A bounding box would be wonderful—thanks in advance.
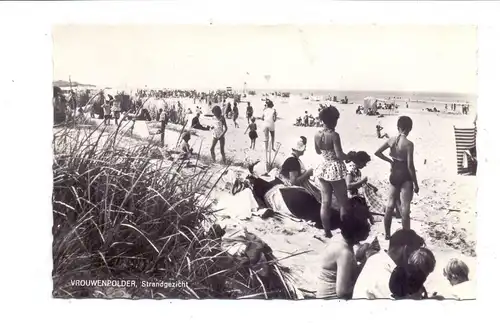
[352,229,425,299]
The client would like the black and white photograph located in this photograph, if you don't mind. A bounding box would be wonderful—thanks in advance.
[51,24,477,300]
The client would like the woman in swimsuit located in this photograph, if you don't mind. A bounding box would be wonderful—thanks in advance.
[210,105,228,164]
[375,116,419,239]
[316,216,371,299]
[314,106,351,238]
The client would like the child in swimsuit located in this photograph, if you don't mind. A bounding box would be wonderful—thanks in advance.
[244,117,258,149]
[210,105,228,164]
[375,116,419,239]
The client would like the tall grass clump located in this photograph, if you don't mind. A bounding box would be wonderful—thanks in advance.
[52,124,299,299]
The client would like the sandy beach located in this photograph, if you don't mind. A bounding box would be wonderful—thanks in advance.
[126,93,476,296]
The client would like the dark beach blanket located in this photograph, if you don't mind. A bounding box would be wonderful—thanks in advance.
[250,177,341,230]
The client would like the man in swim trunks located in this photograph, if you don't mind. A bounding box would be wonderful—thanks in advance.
[375,116,419,239]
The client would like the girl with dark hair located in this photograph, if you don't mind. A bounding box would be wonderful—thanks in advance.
[314,106,351,238]
[316,217,371,299]
[375,116,419,239]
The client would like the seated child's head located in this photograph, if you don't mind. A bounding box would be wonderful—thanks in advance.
[347,151,371,169]
[182,131,191,142]
[443,258,469,286]
[251,117,256,123]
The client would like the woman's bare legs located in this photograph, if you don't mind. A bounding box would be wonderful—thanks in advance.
[219,136,226,164]
[319,178,333,238]
[384,185,399,239]
[330,179,350,222]
[400,181,414,230]
[210,138,218,162]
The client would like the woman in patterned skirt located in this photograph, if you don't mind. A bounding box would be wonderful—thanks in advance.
[314,106,351,238]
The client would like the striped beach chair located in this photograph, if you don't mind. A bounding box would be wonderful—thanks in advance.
[454,126,477,175]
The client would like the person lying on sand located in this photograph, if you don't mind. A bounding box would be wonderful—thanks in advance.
[316,217,371,299]
[352,229,425,299]
[375,116,419,240]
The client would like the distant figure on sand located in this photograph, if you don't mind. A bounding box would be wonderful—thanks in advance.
[262,100,277,168]
[102,100,112,125]
[210,106,228,164]
[232,102,239,128]
[375,116,419,240]
[246,102,254,124]
[244,117,258,149]
[376,123,389,139]
[316,217,371,299]
[179,131,194,160]
[226,102,232,119]
[314,105,352,238]
[112,98,121,125]
[191,112,210,131]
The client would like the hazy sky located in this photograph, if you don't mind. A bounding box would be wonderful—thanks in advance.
[52,25,477,93]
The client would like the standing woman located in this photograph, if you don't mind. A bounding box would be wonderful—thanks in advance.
[375,116,419,239]
[262,100,277,169]
[210,105,228,164]
[314,106,351,238]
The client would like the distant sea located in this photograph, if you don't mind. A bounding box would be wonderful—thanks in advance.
[254,89,476,105]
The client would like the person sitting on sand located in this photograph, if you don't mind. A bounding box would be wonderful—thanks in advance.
[179,131,194,160]
[376,123,389,139]
[389,247,436,299]
[277,137,321,202]
[375,116,419,240]
[210,105,228,164]
[191,112,210,131]
[316,216,371,299]
[440,258,474,300]
[244,117,258,150]
[314,105,352,238]
[443,258,470,287]
[295,117,302,126]
[352,229,425,299]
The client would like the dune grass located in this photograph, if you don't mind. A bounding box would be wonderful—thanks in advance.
[52,122,298,299]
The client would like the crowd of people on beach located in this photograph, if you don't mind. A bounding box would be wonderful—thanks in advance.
[53,85,475,300]
[230,104,473,300]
